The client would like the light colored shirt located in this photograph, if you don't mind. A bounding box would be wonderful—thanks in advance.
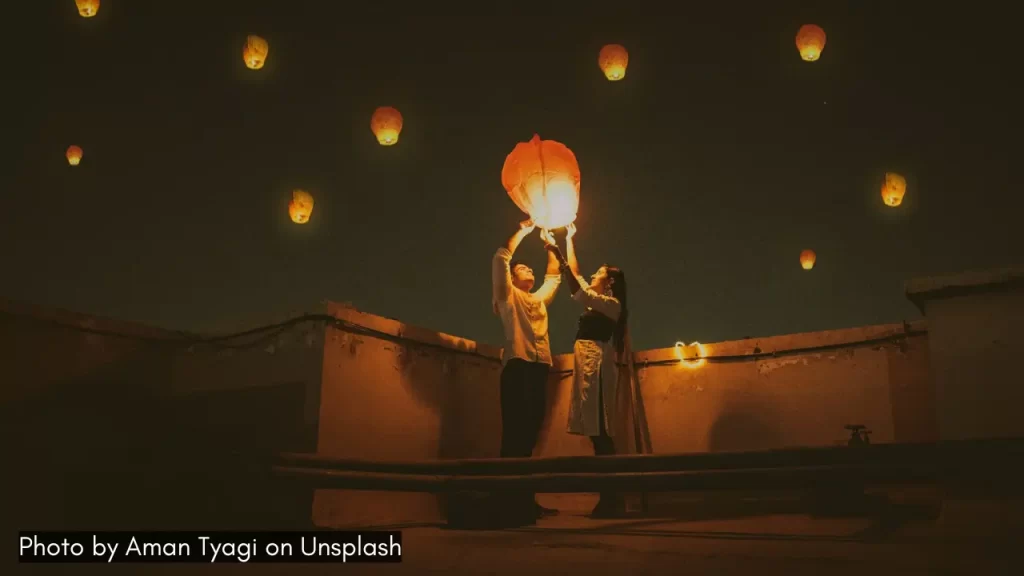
[492,247,561,365]
[572,274,622,322]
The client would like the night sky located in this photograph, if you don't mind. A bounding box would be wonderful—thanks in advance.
[4,1,1020,354]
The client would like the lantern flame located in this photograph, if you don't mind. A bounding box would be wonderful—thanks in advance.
[289,189,314,224]
[675,341,707,370]
[66,145,83,166]
[800,249,816,270]
[598,44,629,81]
[795,24,826,62]
[881,172,907,207]
[370,107,403,146]
[75,0,99,18]
[501,134,581,230]
[243,35,269,70]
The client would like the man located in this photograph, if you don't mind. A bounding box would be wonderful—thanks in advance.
[491,218,562,524]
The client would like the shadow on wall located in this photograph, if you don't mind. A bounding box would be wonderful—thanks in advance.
[2,346,176,532]
[393,332,505,461]
[707,395,783,453]
[152,381,315,530]
[2,346,316,538]
[394,344,446,418]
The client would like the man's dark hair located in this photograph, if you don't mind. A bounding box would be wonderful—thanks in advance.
[510,260,527,274]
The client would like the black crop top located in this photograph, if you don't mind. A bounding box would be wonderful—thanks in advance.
[575,308,617,343]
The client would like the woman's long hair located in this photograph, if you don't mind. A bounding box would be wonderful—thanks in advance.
[604,265,628,355]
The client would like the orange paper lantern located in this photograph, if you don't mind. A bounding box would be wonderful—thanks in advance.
[501,134,581,230]
[243,35,269,70]
[881,172,907,207]
[75,0,99,18]
[66,145,83,166]
[288,190,314,224]
[598,44,629,81]
[795,25,826,62]
[370,107,403,146]
[799,249,816,270]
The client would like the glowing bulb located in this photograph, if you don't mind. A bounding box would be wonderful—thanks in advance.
[675,341,707,369]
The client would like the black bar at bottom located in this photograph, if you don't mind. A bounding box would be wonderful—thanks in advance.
[17,531,402,563]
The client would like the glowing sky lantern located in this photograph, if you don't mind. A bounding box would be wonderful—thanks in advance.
[288,190,314,224]
[370,107,403,146]
[881,172,907,207]
[800,249,816,270]
[598,44,629,81]
[66,145,83,166]
[243,35,269,70]
[501,134,581,230]
[795,24,826,62]
[75,0,99,18]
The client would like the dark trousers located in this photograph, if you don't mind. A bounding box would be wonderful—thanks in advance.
[589,369,618,510]
[589,364,614,454]
[499,358,549,515]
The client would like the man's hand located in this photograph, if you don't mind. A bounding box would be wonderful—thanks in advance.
[506,218,537,254]
[539,228,556,247]
[565,223,577,240]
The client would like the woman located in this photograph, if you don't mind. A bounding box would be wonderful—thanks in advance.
[543,224,629,518]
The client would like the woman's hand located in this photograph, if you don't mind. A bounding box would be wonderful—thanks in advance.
[539,228,556,247]
[565,223,577,240]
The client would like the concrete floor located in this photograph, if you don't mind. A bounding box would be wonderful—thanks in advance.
[13,513,1021,575]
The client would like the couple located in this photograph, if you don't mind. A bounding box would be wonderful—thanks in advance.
[491,218,628,525]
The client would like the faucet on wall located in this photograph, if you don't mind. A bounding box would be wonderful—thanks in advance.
[845,424,872,446]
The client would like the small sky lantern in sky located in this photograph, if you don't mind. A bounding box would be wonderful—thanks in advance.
[800,249,816,270]
[881,172,907,207]
[795,24,826,62]
[66,145,83,166]
[243,35,269,70]
[288,190,314,224]
[370,107,403,146]
[75,0,99,18]
[675,341,707,370]
[598,44,629,81]
[501,134,581,231]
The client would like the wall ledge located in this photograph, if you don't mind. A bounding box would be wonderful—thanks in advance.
[0,298,178,341]
[3,298,929,372]
[906,267,1024,314]
[325,301,503,361]
[632,320,927,365]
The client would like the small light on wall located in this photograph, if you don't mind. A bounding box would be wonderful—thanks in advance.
[675,341,707,369]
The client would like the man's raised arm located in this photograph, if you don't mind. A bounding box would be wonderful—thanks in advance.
[493,220,536,308]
